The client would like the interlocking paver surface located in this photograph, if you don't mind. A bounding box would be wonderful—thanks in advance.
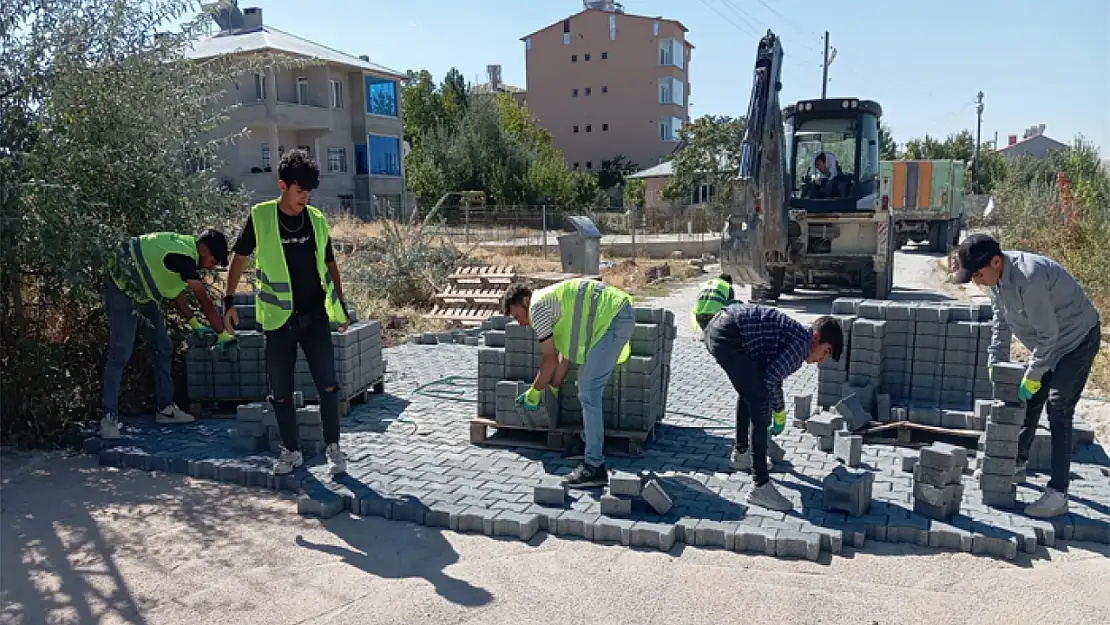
[85,279,1110,560]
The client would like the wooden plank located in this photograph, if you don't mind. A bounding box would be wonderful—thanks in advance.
[861,420,982,439]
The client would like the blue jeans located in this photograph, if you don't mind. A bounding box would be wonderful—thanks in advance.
[578,303,636,467]
[102,274,175,415]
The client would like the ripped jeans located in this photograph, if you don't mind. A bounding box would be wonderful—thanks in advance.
[265,308,340,451]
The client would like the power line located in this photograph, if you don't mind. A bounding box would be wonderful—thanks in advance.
[695,0,817,73]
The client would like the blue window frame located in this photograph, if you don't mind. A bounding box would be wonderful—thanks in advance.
[365,76,397,116]
[354,144,368,175]
[368,135,401,176]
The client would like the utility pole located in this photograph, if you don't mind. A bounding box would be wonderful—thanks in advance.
[973,91,984,193]
[821,31,830,99]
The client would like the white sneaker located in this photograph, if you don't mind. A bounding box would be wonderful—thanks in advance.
[1025,487,1069,518]
[326,443,347,475]
[100,413,121,440]
[746,481,793,512]
[274,448,304,475]
[731,447,752,471]
[156,403,194,424]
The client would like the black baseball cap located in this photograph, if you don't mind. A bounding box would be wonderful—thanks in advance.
[197,228,230,267]
[954,234,1002,284]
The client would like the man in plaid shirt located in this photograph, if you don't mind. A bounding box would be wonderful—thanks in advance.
[704,303,844,511]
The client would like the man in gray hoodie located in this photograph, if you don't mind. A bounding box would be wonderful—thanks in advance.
[954,234,1101,518]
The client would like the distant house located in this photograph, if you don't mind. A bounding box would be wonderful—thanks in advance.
[627,153,732,211]
[995,125,1068,161]
[469,64,527,107]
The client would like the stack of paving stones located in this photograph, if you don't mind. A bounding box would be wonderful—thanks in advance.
[978,362,1027,508]
[476,307,676,435]
[186,291,385,403]
[233,393,328,456]
[819,298,996,421]
[912,442,967,521]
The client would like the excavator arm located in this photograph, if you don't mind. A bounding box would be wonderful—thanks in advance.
[722,30,791,288]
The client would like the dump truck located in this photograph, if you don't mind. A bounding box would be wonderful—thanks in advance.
[722,30,895,300]
[879,159,966,252]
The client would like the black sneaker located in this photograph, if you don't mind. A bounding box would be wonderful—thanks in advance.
[563,462,608,489]
[562,435,586,459]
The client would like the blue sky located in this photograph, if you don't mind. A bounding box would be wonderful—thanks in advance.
[203,0,1109,154]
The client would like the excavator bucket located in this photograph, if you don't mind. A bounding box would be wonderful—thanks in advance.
[721,185,771,287]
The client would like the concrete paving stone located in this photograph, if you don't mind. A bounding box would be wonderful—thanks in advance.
[913,482,963,508]
[986,422,1021,443]
[424,503,467,530]
[693,519,734,549]
[991,362,1025,384]
[390,495,429,525]
[913,306,949,323]
[909,405,942,426]
[600,494,632,517]
[984,439,1019,459]
[981,456,1018,476]
[992,382,1024,403]
[941,409,973,429]
[891,406,908,422]
[357,491,396,518]
[832,395,870,431]
[793,394,813,421]
[1068,515,1110,544]
[913,498,962,522]
[822,466,873,517]
[733,525,778,555]
[979,473,1016,492]
[628,521,677,551]
[492,511,541,541]
[971,528,1019,560]
[775,530,821,561]
[886,515,930,545]
[457,506,498,535]
[875,394,892,423]
[980,488,1017,509]
[609,471,642,497]
[817,434,835,452]
[901,453,919,473]
[554,510,600,540]
[642,479,674,515]
[919,442,967,471]
[927,521,973,552]
[913,463,962,488]
[990,402,1026,426]
[1023,517,1056,547]
[831,298,862,314]
[833,432,863,467]
[297,488,345,519]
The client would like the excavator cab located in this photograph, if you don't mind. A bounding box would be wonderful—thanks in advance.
[785,98,883,214]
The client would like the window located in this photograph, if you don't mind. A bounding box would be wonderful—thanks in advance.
[564,33,571,45]
[368,135,401,176]
[860,113,880,182]
[354,144,368,175]
[573,162,580,170]
[601,51,608,59]
[338,194,354,210]
[326,147,347,174]
[586,161,593,170]
[329,79,344,109]
[584,53,591,61]
[653,22,659,36]
[253,73,266,100]
[585,87,592,96]
[573,125,579,133]
[658,77,684,105]
[660,116,682,142]
[602,86,608,94]
[571,54,578,63]
[572,88,579,97]
[791,117,859,194]
[261,143,271,169]
[659,39,684,69]
[586,125,592,133]
[525,37,532,50]
[365,76,397,116]
[609,15,616,40]
[692,183,714,204]
[296,76,308,105]
[602,123,609,132]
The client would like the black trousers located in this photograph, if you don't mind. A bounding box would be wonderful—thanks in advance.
[705,317,771,485]
[266,308,340,451]
[1017,323,1101,493]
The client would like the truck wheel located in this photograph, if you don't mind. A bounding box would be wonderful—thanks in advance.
[927,222,946,254]
[861,267,878,299]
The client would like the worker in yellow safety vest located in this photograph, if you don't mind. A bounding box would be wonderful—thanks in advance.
[101,229,232,440]
[223,149,351,478]
[502,278,635,488]
[691,273,736,332]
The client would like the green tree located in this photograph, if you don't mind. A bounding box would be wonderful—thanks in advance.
[400,69,444,144]
[663,115,745,203]
[1,0,277,445]
[623,178,646,208]
[596,154,638,190]
[878,123,899,160]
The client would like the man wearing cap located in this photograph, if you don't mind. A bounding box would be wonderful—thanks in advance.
[101,228,234,440]
[954,234,1101,518]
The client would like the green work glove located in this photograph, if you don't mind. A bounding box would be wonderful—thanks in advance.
[516,386,541,410]
[550,386,559,398]
[187,316,214,338]
[987,364,993,382]
[1018,376,1041,401]
[214,330,239,362]
[769,409,787,436]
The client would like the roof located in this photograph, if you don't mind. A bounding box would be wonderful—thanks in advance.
[521,8,690,41]
[995,133,1068,154]
[184,25,404,78]
[469,82,526,95]
[627,152,734,179]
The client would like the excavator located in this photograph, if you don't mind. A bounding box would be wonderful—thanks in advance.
[722,30,895,301]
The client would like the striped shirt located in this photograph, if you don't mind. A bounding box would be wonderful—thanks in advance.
[530,295,562,343]
[719,303,812,413]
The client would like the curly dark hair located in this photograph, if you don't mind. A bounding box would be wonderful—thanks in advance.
[811,315,844,361]
[278,148,320,191]
[500,283,532,314]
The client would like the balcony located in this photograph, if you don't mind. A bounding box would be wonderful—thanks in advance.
[227,99,333,132]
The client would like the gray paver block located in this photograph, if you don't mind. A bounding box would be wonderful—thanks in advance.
[594,517,635,545]
[392,496,429,525]
[554,511,599,540]
[641,479,673,515]
[776,531,821,561]
[297,490,345,519]
[631,521,677,551]
[833,394,871,431]
[822,466,874,517]
[794,394,813,421]
[425,503,467,530]
[807,525,844,554]
[927,522,973,552]
[980,488,1017,508]
[807,412,845,437]
[609,471,642,497]
[972,530,1018,560]
[457,506,497,535]
[492,511,541,541]
[734,525,778,555]
[984,439,1019,459]
[913,463,963,488]
[990,402,1026,426]
[913,482,963,508]
[981,456,1017,476]
[901,453,919,473]
[833,432,863,467]
[991,362,1025,384]
[600,494,632,517]
[986,422,1021,443]
[992,383,1024,403]
[919,442,967,471]
[534,477,567,506]
[694,520,732,549]
[817,435,834,453]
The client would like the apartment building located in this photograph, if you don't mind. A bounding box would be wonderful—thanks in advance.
[521,0,692,172]
[186,3,408,218]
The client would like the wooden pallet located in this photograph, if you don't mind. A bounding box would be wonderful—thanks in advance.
[468,417,656,456]
[858,420,983,447]
[428,265,519,327]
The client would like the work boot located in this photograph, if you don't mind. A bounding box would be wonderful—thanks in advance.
[563,462,608,489]
[746,481,793,512]
[730,446,752,471]
[101,412,121,440]
[273,448,304,476]
[156,403,194,424]
[325,443,347,476]
[1025,488,1068,518]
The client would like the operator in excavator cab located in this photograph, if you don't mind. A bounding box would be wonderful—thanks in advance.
[811,151,843,199]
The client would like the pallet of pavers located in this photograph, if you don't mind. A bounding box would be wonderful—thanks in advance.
[470,306,677,455]
[187,292,386,417]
